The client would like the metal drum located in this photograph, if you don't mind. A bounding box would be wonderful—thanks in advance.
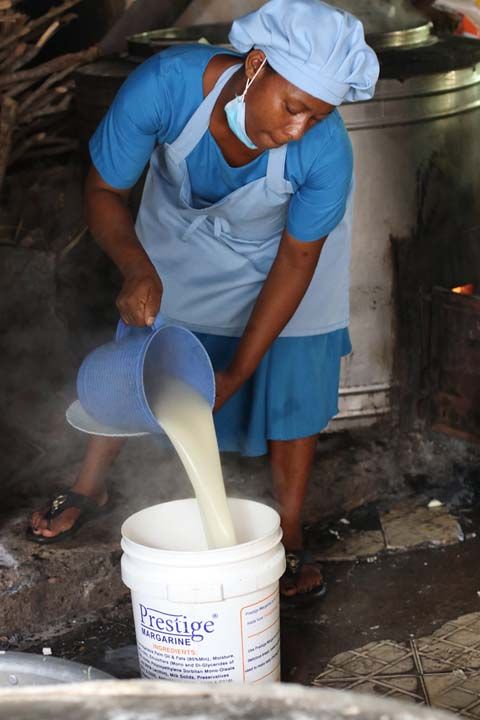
[338,34,480,426]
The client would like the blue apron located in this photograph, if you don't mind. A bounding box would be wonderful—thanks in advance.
[135,63,353,338]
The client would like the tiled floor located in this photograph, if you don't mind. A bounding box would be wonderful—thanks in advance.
[314,501,464,563]
[281,500,480,702]
[313,613,480,717]
[380,504,464,552]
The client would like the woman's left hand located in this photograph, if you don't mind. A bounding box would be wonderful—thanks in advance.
[214,369,244,413]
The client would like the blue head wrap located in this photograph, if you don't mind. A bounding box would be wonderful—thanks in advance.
[228,0,380,106]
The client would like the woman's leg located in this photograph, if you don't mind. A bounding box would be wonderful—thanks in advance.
[269,435,323,596]
[31,436,126,538]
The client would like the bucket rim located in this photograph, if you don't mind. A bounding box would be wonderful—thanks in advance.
[120,498,283,563]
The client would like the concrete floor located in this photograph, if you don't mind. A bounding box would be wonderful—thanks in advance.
[0,431,387,639]
[3,426,478,636]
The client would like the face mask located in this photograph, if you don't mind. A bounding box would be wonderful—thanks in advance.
[224,58,266,150]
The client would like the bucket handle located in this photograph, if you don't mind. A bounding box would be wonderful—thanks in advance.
[116,312,166,341]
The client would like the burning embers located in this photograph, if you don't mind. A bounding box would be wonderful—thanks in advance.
[451,283,476,296]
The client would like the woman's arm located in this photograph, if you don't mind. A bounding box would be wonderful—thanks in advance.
[214,229,325,410]
[85,165,162,326]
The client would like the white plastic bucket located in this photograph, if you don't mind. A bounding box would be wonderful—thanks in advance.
[121,498,286,684]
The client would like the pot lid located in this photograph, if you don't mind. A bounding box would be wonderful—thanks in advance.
[128,0,433,55]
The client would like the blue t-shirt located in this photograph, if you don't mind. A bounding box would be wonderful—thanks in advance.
[90,45,353,242]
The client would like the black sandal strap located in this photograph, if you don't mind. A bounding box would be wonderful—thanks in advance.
[285,549,317,577]
[44,491,98,523]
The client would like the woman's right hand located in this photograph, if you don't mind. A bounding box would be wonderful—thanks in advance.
[116,263,163,327]
[84,167,163,327]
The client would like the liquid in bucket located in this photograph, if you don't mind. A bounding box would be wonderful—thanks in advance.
[152,375,236,549]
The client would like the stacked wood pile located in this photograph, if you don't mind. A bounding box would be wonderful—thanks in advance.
[0,0,100,193]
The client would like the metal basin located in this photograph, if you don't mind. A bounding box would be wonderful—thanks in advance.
[0,652,112,687]
[0,679,456,720]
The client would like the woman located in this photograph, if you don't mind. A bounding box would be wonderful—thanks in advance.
[29,0,379,602]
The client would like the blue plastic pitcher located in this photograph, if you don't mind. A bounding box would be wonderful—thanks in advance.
[77,314,215,435]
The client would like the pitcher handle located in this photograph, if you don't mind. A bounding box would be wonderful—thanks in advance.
[152,312,167,331]
[115,312,166,341]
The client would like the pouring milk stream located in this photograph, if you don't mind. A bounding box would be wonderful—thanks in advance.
[152,375,237,548]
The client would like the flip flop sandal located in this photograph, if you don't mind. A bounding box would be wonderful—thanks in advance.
[26,490,110,545]
[280,549,327,608]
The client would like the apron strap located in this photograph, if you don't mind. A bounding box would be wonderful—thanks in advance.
[170,63,242,161]
[182,215,231,242]
[182,215,206,242]
[266,145,290,194]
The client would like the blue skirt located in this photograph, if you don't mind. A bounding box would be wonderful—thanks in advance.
[194,328,352,457]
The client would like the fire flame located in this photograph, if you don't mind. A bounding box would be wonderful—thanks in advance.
[451,283,475,296]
